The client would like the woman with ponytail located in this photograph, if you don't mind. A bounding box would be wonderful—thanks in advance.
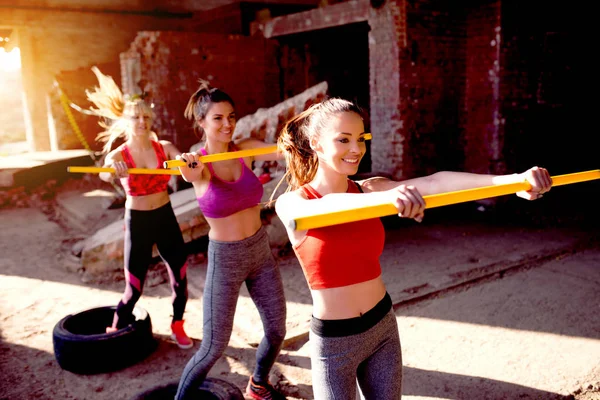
[88,67,192,349]
[274,98,552,399]
[175,81,287,400]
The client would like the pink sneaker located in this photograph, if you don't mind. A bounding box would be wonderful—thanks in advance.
[170,320,193,349]
[246,377,287,400]
[105,326,118,334]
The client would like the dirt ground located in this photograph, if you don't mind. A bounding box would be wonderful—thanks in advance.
[1,177,599,400]
[0,177,316,400]
[0,209,311,400]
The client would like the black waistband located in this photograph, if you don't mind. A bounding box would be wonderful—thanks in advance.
[311,292,392,338]
[126,201,172,216]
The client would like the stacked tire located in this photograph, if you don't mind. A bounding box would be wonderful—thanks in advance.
[52,305,156,374]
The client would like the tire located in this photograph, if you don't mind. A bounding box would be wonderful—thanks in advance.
[52,305,156,374]
[130,378,245,400]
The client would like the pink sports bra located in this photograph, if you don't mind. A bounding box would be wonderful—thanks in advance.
[196,148,264,218]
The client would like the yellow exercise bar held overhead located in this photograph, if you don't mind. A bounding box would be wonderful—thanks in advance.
[289,170,600,231]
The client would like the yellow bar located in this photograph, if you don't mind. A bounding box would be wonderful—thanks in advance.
[163,145,279,169]
[291,170,600,231]
[162,136,372,169]
[549,170,600,187]
[68,166,181,175]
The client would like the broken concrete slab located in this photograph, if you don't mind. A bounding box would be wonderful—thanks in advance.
[233,81,328,144]
[78,173,288,280]
[79,187,208,278]
[0,150,94,188]
[55,188,118,233]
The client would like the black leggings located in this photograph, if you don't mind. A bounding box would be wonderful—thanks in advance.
[113,202,188,328]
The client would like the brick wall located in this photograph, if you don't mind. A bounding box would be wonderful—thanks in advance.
[0,6,243,152]
[277,21,371,172]
[10,1,319,153]
[368,0,405,178]
[124,31,280,152]
[463,0,503,174]
[250,0,583,183]
[500,0,586,175]
[260,0,470,180]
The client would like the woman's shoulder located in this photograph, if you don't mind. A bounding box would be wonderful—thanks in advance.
[109,144,127,156]
[275,189,306,221]
[157,139,175,151]
[276,188,308,207]
[103,145,125,164]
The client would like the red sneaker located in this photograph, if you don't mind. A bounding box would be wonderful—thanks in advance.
[258,173,272,184]
[170,320,193,349]
[246,377,286,400]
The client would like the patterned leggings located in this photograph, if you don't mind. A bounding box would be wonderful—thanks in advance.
[113,202,188,328]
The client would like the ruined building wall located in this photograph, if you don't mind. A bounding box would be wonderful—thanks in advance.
[500,0,585,176]
[0,8,204,152]
[462,0,503,175]
[399,0,469,178]
[123,31,281,153]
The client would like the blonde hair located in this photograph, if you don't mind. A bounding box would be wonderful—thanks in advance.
[86,66,154,153]
[277,98,365,192]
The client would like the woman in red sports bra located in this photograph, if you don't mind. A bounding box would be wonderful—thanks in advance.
[87,67,193,349]
[274,98,552,399]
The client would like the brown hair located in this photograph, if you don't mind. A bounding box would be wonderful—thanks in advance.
[184,79,235,140]
[277,98,365,192]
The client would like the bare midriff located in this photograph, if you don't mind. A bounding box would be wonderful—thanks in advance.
[310,275,387,320]
[125,191,171,211]
[204,205,262,242]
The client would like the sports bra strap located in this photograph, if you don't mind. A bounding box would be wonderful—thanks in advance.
[199,148,216,174]
[199,147,245,173]
[300,185,321,199]
[354,180,364,193]
[152,140,166,163]
[121,146,135,168]
[301,180,361,200]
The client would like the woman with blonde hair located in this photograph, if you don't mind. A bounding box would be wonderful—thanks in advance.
[274,98,552,399]
[88,67,192,349]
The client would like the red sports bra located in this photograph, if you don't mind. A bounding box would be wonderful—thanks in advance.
[293,180,385,290]
[120,141,171,196]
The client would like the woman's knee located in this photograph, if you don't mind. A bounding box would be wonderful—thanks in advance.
[265,323,286,345]
[121,285,142,305]
[193,340,228,367]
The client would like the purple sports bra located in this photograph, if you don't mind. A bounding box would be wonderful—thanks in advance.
[196,148,264,218]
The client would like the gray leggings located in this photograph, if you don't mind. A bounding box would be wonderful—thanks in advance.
[310,303,402,399]
[175,226,287,400]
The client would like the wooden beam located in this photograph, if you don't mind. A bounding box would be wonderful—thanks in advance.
[255,0,369,39]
